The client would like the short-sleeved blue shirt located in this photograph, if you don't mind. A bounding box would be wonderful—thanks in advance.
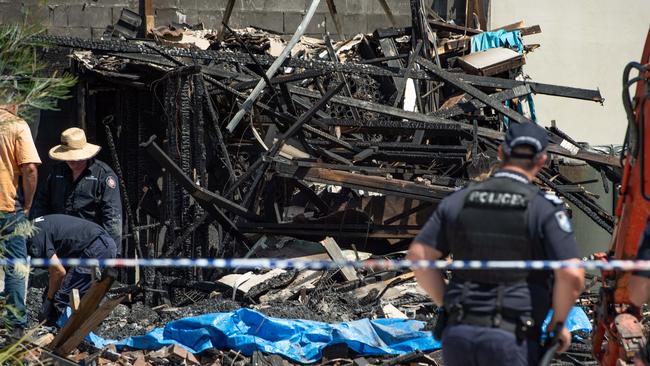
[414,169,580,320]
[29,214,112,259]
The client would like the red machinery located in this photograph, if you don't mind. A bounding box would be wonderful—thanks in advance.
[592,28,650,365]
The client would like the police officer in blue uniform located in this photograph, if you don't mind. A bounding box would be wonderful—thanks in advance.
[31,128,122,255]
[408,123,585,365]
[29,214,117,324]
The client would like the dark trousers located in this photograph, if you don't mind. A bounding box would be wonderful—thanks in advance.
[0,210,28,329]
[53,235,116,313]
[442,324,539,366]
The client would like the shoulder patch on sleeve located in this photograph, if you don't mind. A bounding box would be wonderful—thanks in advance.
[544,192,564,205]
[106,176,117,189]
[554,211,573,233]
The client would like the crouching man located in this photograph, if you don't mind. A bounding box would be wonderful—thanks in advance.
[28,214,117,324]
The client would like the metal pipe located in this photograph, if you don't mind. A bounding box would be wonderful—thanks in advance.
[225,0,321,132]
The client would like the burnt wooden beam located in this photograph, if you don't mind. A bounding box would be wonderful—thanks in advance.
[456,73,604,103]
[141,137,256,248]
[373,27,410,39]
[217,0,237,42]
[519,25,542,36]
[324,33,360,121]
[269,82,345,157]
[316,115,620,167]
[383,202,432,225]
[275,165,454,202]
[303,124,359,152]
[538,169,613,233]
[288,85,504,140]
[305,139,468,153]
[319,118,467,132]
[325,0,345,39]
[376,0,397,26]
[142,137,259,221]
[393,40,422,108]
[431,84,532,119]
[417,56,533,124]
[380,37,407,96]
[231,69,327,91]
[287,178,331,214]
[237,223,420,239]
[428,19,482,35]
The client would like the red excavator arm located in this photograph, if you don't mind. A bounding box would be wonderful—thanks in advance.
[593,28,650,366]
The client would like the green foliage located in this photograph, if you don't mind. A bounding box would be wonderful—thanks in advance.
[0,332,29,365]
[0,24,77,124]
[0,217,37,246]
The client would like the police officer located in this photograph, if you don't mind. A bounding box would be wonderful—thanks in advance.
[31,127,122,255]
[408,123,585,366]
[29,214,117,325]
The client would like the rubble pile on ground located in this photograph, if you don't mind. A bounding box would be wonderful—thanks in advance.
[21,3,620,365]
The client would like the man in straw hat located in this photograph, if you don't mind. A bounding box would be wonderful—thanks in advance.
[0,103,41,336]
[31,127,122,255]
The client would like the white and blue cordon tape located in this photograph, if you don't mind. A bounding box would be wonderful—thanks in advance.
[1,258,650,271]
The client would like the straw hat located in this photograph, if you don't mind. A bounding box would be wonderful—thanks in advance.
[49,128,101,161]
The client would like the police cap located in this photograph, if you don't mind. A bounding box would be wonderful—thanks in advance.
[502,123,549,158]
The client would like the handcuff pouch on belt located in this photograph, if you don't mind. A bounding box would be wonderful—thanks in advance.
[438,283,536,342]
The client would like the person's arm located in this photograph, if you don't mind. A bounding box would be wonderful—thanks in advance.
[407,242,445,306]
[99,172,123,255]
[549,263,584,353]
[47,254,66,300]
[15,121,41,214]
[20,163,38,214]
[549,262,585,327]
[540,205,585,353]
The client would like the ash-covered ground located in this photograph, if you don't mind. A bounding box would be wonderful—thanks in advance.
[26,285,369,341]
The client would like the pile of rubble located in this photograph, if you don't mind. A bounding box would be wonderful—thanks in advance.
[23,2,619,365]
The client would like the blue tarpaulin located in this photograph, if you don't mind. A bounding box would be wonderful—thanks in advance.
[83,308,441,363]
[542,306,592,339]
[71,306,589,363]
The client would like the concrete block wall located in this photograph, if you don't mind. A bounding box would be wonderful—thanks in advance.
[0,0,417,39]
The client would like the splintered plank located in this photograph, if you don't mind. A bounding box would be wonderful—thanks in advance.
[382,304,408,319]
[321,237,357,281]
[217,0,236,42]
[49,273,115,353]
[55,295,127,356]
[71,289,80,313]
[352,272,417,300]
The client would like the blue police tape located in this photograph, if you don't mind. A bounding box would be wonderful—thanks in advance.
[3,257,650,270]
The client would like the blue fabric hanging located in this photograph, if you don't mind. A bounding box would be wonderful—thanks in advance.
[471,29,523,53]
[470,29,537,124]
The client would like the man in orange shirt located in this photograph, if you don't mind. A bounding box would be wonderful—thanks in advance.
[0,104,40,335]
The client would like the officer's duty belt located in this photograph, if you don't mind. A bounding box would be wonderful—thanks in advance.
[447,311,518,333]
